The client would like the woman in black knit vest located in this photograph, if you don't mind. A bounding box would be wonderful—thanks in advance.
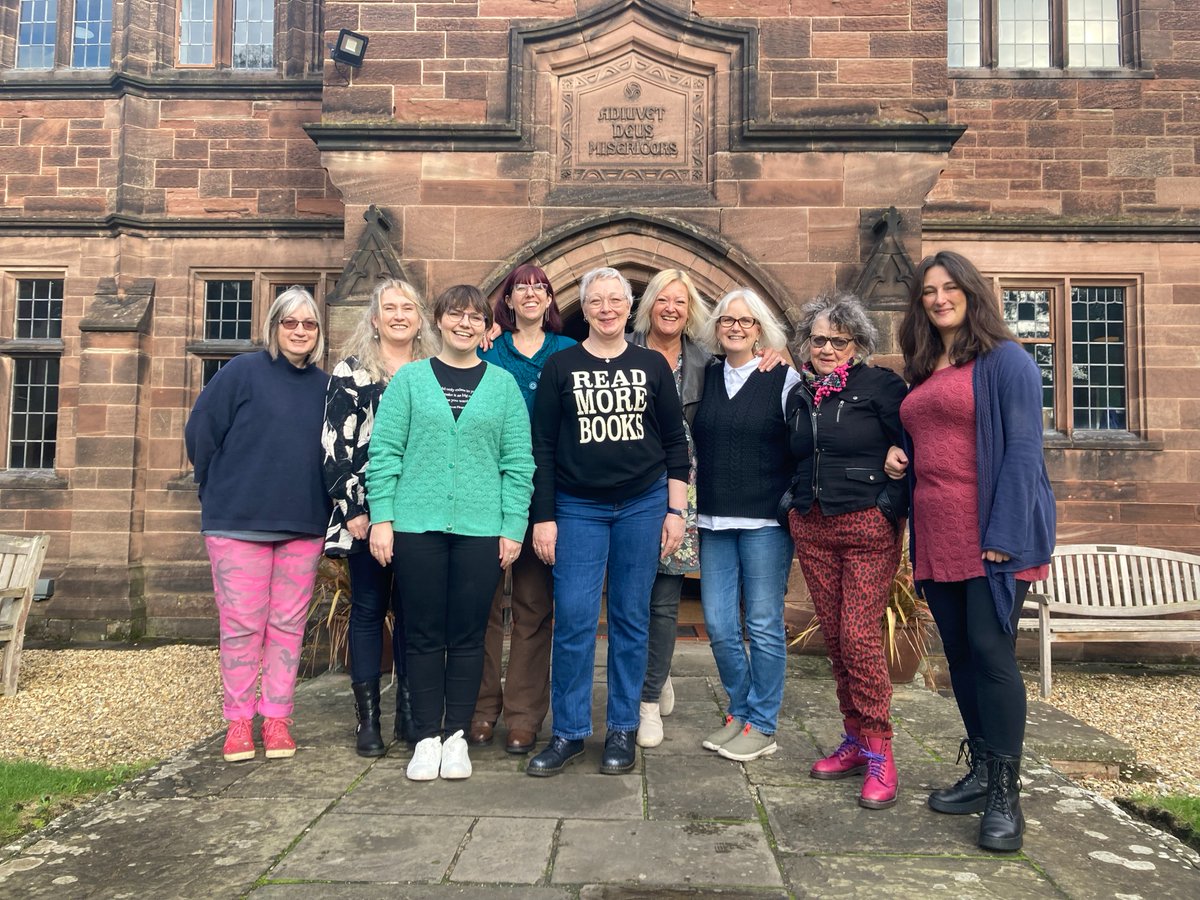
[693,288,800,762]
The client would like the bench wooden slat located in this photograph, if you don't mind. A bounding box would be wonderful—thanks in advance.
[1023,543,1200,698]
[0,534,49,697]
[1054,629,1200,643]
[1039,599,1200,618]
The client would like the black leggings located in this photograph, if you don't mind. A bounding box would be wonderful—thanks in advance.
[923,577,1030,758]
[392,531,501,741]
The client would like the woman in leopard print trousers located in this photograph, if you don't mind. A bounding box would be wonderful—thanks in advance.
[784,293,908,810]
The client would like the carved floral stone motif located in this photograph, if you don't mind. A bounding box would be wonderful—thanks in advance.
[559,52,706,184]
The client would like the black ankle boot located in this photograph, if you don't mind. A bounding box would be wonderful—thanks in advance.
[979,754,1024,852]
[351,680,386,758]
[929,736,989,814]
[394,677,417,747]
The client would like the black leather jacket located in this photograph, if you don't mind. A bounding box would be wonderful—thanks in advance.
[785,363,909,525]
[629,332,712,427]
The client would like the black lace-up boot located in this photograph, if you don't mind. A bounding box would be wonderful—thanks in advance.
[929,736,989,814]
[978,754,1024,851]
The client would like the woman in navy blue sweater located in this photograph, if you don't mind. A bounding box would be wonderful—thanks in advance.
[186,287,331,764]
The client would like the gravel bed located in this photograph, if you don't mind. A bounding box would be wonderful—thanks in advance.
[1025,669,1200,800]
[0,646,223,770]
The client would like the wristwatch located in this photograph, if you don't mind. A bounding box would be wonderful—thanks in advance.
[667,507,685,519]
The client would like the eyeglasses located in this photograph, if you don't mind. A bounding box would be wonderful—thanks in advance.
[513,283,549,297]
[717,315,758,330]
[810,334,852,350]
[446,309,486,327]
[280,317,319,332]
[584,295,629,310]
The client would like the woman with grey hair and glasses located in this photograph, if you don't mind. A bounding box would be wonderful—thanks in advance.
[692,287,800,763]
[783,292,908,809]
[526,266,689,777]
[627,271,785,750]
[186,286,331,764]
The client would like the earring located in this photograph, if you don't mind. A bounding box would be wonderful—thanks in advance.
[373,330,380,340]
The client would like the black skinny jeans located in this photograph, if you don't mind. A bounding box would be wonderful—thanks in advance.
[392,531,502,741]
[346,549,406,684]
[923,577,1030,759]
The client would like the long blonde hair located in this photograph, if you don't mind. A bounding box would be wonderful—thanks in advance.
[632,269,710,343]
[342,278,434,383]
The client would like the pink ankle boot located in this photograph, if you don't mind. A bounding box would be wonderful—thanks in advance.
[859,733,898,809]
[810,718,868,780]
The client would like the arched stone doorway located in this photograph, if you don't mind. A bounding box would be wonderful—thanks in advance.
[481,212,796,342]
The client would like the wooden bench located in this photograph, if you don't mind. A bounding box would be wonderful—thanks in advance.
[0,533,49,696]
[1020,543,1200,698]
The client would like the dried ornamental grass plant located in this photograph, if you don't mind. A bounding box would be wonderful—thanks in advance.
[789,532,932,665]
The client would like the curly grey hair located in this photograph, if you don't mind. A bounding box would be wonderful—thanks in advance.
[792,292,878,362]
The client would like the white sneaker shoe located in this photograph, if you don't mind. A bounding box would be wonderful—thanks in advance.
[660,675,675,717]
[407,735,442,781]
[636,701,664,748]
[440,730,473,780]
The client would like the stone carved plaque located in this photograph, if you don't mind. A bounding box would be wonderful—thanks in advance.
[559,53,706,184]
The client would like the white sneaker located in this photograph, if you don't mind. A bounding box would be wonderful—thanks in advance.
[440,730,473,780]
[407,735,442,781]
[660,675,675,717]
[636,701,664,748]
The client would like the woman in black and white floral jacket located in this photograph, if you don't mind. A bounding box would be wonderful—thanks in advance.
[321,277,435,757]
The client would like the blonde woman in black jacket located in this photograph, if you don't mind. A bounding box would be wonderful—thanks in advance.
[785,292,908,810]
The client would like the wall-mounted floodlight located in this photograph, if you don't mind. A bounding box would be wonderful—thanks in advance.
[331,29,369,68]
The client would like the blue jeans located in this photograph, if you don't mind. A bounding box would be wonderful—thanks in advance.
[550,476,666,739]
[699,526,794,734]
[347,549,405,684]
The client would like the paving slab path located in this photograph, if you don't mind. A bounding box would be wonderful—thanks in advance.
[2,644,1197,898]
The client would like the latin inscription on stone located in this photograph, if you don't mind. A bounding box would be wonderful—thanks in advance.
[558,53,706,184]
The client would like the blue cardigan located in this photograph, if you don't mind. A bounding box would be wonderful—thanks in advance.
[909,340,1056,633]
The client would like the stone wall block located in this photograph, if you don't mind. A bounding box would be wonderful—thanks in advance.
[19,117,69,145]
[0,146,42,175]
[812,32,870,59]
[359,5,416,30]
[369,31,447,60]
[760,16,812,59]
[1155,176,1200,205]
[354,60,423,87]
[869,30,944,59]
[720,208,810,264]
[691,0,789,15]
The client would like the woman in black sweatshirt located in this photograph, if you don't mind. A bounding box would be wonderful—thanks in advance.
[526,266,689,778]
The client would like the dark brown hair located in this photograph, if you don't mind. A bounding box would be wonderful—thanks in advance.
[493,263,564,334]
[898,250,1015,386]
[433,284,493,327]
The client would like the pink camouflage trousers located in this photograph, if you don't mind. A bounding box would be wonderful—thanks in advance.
[205,536,323,721]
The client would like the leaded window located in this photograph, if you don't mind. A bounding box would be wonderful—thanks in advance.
[1002,282,1130,434]
[950,0,1128,69]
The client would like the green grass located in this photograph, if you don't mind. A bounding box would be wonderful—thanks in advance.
[1132,792,1200,834]
[0,759,150,844]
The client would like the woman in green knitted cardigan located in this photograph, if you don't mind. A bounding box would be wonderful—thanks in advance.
[367,284,534,782]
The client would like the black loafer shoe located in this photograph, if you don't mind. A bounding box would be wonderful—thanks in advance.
[600,729,637,774]
[526,736,585,777]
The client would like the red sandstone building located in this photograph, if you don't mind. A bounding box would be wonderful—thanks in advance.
[0,1,1197,640]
